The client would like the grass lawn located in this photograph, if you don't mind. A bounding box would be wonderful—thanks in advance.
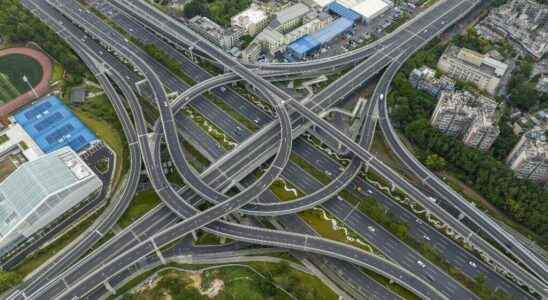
[298,209,373,253]
[51,63,64,82]
[269,178,304,201]
[72,94,128,187]
[118,262,336,300]
[117,190,161,229]
[0,54,43,99]
[193,232,232,246]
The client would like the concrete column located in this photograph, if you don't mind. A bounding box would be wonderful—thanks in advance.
[104,281,116,295]
[191,230,198,241]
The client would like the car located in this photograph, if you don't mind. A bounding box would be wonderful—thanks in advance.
[417,260,426,268]
[367,189,373,194]
[427,196,437,203]
[368,226,376,232]
[423,235,431,241]
[337,195,343,201]
[469,261,477,268]
[416,218,423,224]
[379,93,384,100]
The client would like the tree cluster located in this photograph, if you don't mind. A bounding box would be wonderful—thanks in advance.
[389,44,548,247]
[507,59,548,112]
[0,0,87,85]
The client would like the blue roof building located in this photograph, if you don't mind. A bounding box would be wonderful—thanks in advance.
[14,96,97,153]
[287,17,353,59]
[310,17,353,44]
[327,2,361,22]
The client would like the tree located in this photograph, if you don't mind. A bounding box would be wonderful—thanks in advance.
[183,0,208,19]
[425,153,446,171]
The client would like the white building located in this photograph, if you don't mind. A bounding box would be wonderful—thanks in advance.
[0,147,102,256]
[337,0,394,22]
[431,91,500,151]
[0,124,43,162]
[506,128,548,183]
[437,46,509,96]
[231,6,268,36]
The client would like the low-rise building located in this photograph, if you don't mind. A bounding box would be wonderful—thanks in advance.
[409,66,456,97]
[506,128,548,183]
[0,147,102,256]
[437,46,508,95]
[189,16,241,50]
[431,91,499,150]
[268,3,311,34]
[537,75,548,93]
[231,5,269,36]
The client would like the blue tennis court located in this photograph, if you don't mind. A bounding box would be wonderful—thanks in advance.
[14,96,97,153]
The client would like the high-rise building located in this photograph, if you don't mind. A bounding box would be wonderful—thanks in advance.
[506,128,548,183]
[437,46,508,95]
[0,147,102,257]
[431,91,499,150]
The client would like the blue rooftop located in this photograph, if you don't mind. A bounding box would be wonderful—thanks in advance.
[327,2,361,22]
[14,96,97,153]
[310,18,354,44]
[288,36,321,58]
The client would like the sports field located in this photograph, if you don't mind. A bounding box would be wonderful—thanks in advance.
[0,54,43,103]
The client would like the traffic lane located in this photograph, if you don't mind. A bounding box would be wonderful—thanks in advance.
[283,158,474,299]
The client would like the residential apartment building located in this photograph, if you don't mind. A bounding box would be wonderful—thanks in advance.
[506,128,548,183]
[189,16,241,49]
[437,46,508,95]
[409,66,456,97]
[431,91,499,150]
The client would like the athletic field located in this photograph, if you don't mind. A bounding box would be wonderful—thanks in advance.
[0,53,43,103]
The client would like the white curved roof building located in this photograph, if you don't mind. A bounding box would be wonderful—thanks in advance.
[0,147,102,257]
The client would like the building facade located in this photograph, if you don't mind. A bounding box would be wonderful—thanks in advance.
[231,6,268,36]
[506,128,548,183]
[0,147,102,257]
[189,16,241,50]
[431,91,499,150]
[437,46,508,95]
[409,66,456,97]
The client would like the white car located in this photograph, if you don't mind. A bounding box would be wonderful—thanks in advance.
[368,226,376,233]
[417,260,426,268]
[469,261,477,268]
[423,235,431,241]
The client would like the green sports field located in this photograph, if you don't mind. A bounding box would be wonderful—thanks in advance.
[0,54,43,103]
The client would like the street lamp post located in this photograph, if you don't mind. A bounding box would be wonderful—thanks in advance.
[22,75,38,98]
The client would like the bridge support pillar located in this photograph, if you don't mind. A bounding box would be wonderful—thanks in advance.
[104,281,116,295]
[191,230,198,241]
[220,236,226,244]
[390,181,396,192]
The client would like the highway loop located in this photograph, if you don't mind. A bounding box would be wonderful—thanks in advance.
[170,81,361,216]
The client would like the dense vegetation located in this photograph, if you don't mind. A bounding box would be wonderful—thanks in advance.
[389,40,548,247]
[0,271,22,294]
[183,0,252,26]
[507,59,548,112]
[0,0,87,85]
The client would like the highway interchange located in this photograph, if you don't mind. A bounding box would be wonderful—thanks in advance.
[6,0,548,299]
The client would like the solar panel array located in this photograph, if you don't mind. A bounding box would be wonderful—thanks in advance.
[14,96,97,153]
